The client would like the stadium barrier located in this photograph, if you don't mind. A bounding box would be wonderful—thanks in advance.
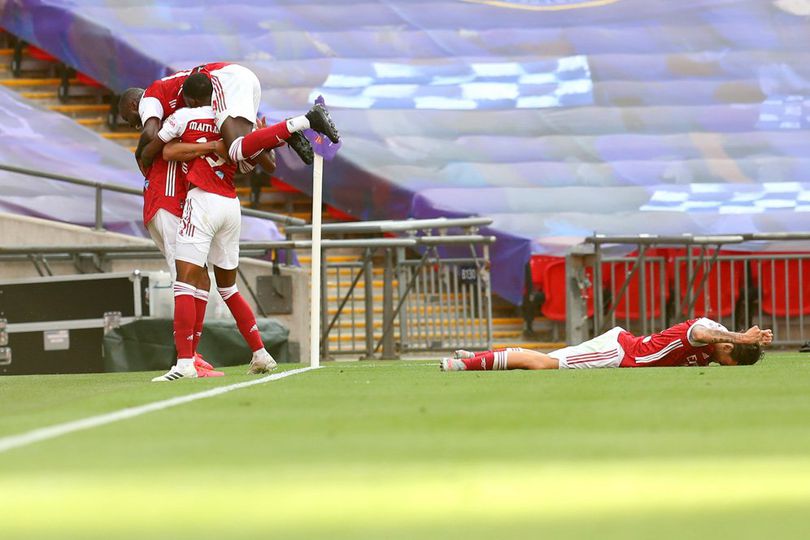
[286,218,495,359]
[565,234,810,347]
[0,163,307,230]
[1,223,496,361]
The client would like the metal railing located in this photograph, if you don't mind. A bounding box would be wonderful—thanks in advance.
[564,233,810,346]
[0,163,306,228]
[312,218,496,359]
[1,218,497,358]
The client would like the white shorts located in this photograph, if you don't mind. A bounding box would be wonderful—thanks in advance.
[210,64,261,129]
[550,327,626,369]
[146,209,181,280]
[175,188,241,270]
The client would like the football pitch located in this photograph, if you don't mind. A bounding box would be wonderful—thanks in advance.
[1,353,810,539]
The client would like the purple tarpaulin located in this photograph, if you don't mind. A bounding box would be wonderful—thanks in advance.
[0,85,282,242]
[2,0,810,303]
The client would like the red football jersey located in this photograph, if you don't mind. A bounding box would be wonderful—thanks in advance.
[143,156,186,224]
[618,318,725,367]
[157,106,237,198]
[139,62,232,124]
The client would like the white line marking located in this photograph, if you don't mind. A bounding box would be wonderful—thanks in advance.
[0,366,318,454]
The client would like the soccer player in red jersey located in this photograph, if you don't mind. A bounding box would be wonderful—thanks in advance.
[117,62,332,169]
[124,69,225,377]
[440,318,773,371]
[149,73,326,381]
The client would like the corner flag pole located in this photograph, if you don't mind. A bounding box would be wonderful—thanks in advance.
[310,153,324,368]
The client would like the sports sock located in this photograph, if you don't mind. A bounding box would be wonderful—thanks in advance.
[176,357,195,371]
[192,288,209,354]
[460,348,518,371]
[173,281,197,359]
[218,285,264,352]
[230,120,294,162]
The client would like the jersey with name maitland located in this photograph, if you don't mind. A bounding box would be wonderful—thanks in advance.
[157,106,237,199]
[618,318,725,367]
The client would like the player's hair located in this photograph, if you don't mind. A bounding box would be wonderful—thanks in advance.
[730,342,763,365]
[118,87,144,114]
[182,73,213,104]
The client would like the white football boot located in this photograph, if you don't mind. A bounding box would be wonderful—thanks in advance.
[247,349,278,374]
[440,358,467,371]
[152,362,198,382]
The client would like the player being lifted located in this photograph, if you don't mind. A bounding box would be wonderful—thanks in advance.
[149,73,339,381]
[118,62,330,169]
[440,318,773,371]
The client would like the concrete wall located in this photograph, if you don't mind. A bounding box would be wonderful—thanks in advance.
[0,212,311,362]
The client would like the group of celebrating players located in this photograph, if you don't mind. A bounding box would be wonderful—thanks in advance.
[120,62,773,380]
[118,62,339,381]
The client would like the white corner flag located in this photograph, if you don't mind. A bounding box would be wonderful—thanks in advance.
[304,96,341,368]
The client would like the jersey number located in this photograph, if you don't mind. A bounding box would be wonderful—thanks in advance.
[196,137,225,168]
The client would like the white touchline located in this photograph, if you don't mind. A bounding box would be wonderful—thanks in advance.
[0,366,319,454]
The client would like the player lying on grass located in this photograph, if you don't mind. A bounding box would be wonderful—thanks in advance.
[150,74,339,381]
[441,318,773,371]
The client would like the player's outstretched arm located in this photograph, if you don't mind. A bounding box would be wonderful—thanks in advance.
[163,140,221,162]
[691,324,773,346]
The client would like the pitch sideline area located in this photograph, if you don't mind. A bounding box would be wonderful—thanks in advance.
[1,354,809,539]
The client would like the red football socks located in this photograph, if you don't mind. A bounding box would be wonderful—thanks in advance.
[218,285,264,352]
[192,288,209,354]
[461,349,514,371]
[173,282,197,359]
[239,121,292,158]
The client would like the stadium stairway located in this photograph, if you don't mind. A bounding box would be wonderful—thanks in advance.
[0,30,557,355]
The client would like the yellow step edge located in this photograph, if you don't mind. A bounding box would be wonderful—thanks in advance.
[299,255,359,264]
[19,91,55,99]
[48,104,109,113]
[326,330,519,343]
[76,117,104,126]
[101,132,140,140]
[332,318,526,330]
[0,78,61,86]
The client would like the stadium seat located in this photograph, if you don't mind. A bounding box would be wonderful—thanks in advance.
[753,258,810,316]
[541,259,595,321]
[528,255,559,294]
[605,257,669,320]
[676,256,744,318]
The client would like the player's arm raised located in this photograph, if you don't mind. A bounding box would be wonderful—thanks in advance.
[691,324,773,346]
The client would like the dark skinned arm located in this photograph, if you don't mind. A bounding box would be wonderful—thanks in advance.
[163,140,222,162]
[256,149,277,174]
[135,117,161,171]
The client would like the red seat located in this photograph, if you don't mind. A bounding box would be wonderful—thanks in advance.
[754,258,810,316]
[606,258,669,320]
[541,260,595,321]
[677,258,744,318]
[528,255,558,293]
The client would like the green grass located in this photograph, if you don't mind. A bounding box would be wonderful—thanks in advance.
[1,353,810,539]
